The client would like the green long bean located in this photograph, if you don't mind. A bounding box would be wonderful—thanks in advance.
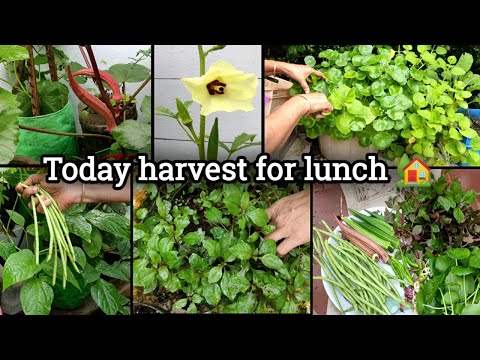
[20,183,79,289]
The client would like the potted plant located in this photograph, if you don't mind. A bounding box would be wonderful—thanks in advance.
[0,45,80,164]
[68,45,151,157]
[0,168,131,315]
[289,45,480,166]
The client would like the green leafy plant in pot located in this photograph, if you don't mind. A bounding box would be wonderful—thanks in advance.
[0,45,80,164]
[292,45,480,166]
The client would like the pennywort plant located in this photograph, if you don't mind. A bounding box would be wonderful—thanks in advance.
[156,45,260,160]
[293,45,480,165]
[133,180,310,314]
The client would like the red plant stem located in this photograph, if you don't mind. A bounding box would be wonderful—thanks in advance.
[79,45,92,68]
[19,125,115,141]
[83,45,117,119]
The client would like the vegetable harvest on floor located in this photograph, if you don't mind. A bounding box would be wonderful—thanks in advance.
[314,173,480,315]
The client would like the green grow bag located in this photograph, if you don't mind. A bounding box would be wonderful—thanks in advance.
[16,100,79,160]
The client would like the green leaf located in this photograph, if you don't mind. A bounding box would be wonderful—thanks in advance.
[73,246,87,269]
[96,260,129,281]
[461,304,480,315]
[85,210,129,240]
[469,252,480,268]
[358,45,373,55]
[453,207,465,223]
[240,192,250,210]
[83,262,101,285]
[203,239,218,258]
[133,259,155,287]
[112,120,151,153]
[434,255,454,273]
[304,55,316,67]
[0,89,21,164]
[205,207,222,223]
[189,253,207,270]
[446,248,470,260]
[231,241,253,260]
[436,46,447,55]
[82,225,103,257]
[460,128,477,138]
[449,127,463,141]
[451,67,466,76]
[176,98,192,126]
[6,210,24,227]
[156,105,176,118]
[329,84,355,109]
[259,239,277,255]
[172,298,188,310]
[0,45,29,61]
[457,53,474,73]
[65,214,92,242]
[450,266,475,276]
[0,241,16,261]
[108,63,150,83]
[386,65,407,85]
[3,249,41,291]
[90,278,122,315]
[20,278,53,315]
[140,96,151,122]
[203,283,222,306]
[183,229,204,246]
[260,254,284,270]
[37,81,69,115]
[246,208,269,227]
[372,132,394,150]
[335,113,354,135]
[208,265,223,284]
[381,96,396,108]
[207,117,219,161]
[223,293,256,314]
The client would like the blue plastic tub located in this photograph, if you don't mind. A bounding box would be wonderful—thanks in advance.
[457,109,480,166]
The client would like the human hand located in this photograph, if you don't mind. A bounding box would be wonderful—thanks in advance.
[265,189,311,256]
[280,63,326,93]
[15,173,82,213]
[297,93,333,119]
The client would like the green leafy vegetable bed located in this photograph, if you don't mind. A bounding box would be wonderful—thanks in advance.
[133,180,310,314]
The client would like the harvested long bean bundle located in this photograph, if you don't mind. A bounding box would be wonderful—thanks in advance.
[19,183,79,288]
[313,223,408,315]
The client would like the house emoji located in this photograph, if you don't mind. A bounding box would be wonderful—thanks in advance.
[403,157,430,184]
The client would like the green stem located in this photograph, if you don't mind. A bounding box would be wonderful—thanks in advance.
[197,45,206,160]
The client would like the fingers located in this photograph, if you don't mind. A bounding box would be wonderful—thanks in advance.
[277,236,310,256]
[22,185,39,201]
[298,78,310,94]
[266,227,286,243]
[23,173,46,187]
[312,69,327,80]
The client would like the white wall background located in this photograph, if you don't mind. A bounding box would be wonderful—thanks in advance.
[154,45,262,161]
[0,45,151,131]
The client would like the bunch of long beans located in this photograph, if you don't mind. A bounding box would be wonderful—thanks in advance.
[19,183,79,288]
[313,223,409,315]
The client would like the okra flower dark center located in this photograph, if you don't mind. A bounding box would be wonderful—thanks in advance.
[207,80,227,95]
